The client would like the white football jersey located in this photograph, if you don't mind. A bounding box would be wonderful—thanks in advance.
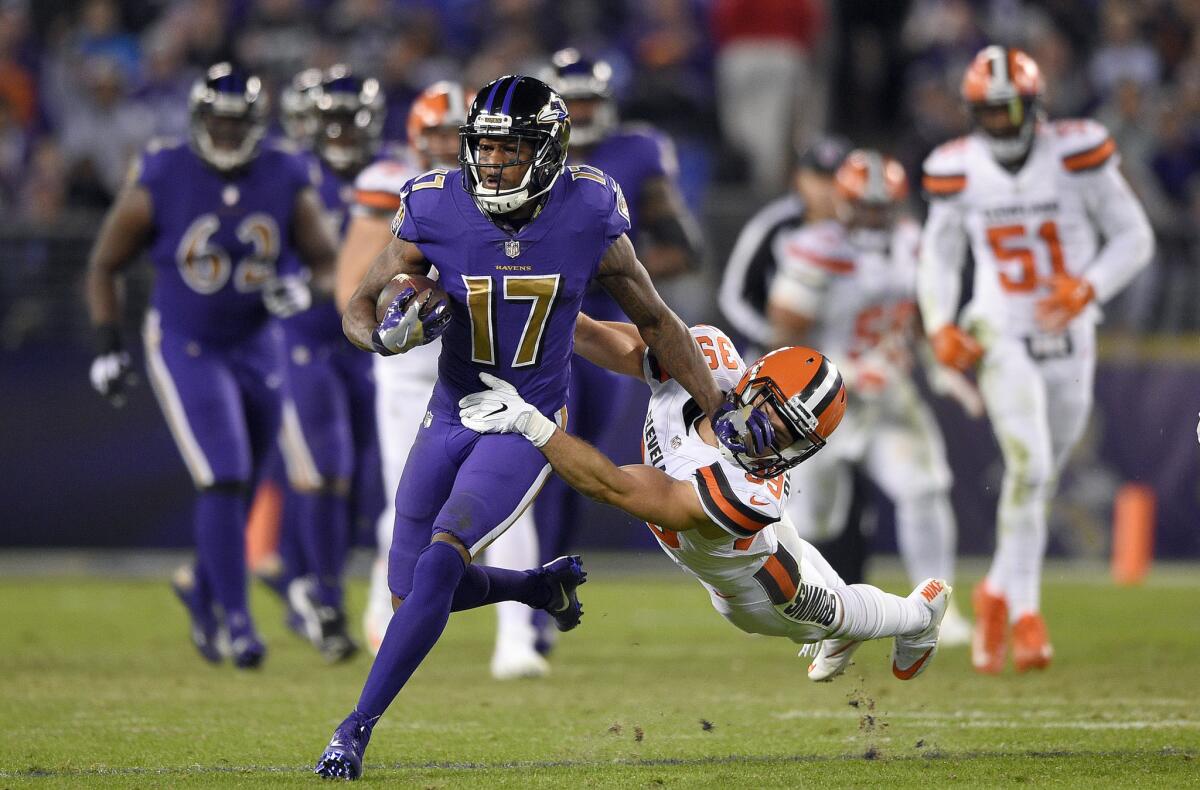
[918,120,1153,338]
[769,218,919,377]
[638,325,793,593]
[353,155,442,384]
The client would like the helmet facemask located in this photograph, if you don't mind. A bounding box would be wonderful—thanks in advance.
[717,377,828,479]
[189,80,268,172]
[460,125,564,214]
[972,96,1042,164]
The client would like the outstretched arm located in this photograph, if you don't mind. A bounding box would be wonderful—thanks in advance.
[573,314,646,379]
[342,236,430,351]
[596,234,723,417]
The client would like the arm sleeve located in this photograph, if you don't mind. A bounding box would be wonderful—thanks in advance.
[917,198,969,333]
[1078,162,1156,303]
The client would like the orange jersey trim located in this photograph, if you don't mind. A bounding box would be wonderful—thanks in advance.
[922,173,967,196]
[355,189,404,210]
[786,244,854,274]
[694,465,773,538]
[1062,138,1116,172]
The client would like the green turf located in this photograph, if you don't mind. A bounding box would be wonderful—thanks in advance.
[2,565,1198,788]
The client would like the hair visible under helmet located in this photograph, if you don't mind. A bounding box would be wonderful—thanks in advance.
[961,45,1046,165]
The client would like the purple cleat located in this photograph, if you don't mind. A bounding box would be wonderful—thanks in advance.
[314,710,377,780]
[170,564,224,664]
[225,610,266,669]
[538,555,587,632]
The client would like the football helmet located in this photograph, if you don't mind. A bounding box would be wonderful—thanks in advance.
[188,62,269,172]
[544,48,615,147]
[961,45,1045,164]
[834,149,908,250]
[460,74,570,214]
[309,65,385,175]
[719,346,846,478]
[280,67,322,146]
[408,81,472,169]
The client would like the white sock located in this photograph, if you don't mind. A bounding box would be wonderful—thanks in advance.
[986,471,1049,620]
[485,509,540,649]
[895,491,957,585]
[833,583,930,641]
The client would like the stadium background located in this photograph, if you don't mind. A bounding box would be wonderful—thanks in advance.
[0,0,1197,560]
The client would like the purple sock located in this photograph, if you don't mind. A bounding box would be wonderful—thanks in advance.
[194,487,252,636]
[296,490,348,609]
[451,565,551,611]
[356,541,465,720]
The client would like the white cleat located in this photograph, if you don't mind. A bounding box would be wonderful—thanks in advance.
[805,638,862,682]
[892,578,952,680]
[490,642,550,681]
[937,600,972,648]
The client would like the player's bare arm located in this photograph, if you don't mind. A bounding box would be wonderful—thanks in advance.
[342,237,430,351]
[291,186,339,295]
[572,314,647,379]
[85,183,154,326]
[637,176,698,280]
[596,234,723,417]
[334,212,393,313]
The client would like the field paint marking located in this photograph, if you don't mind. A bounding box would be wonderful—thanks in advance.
[3,749,1195,779]
[772,709,1200,730]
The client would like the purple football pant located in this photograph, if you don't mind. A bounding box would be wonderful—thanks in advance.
[386,405,555,600]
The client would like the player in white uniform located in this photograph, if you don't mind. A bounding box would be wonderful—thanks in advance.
[768,149,971,645]
[334,82,546,679]
[459,318,954,682]
[918,46,1154,673]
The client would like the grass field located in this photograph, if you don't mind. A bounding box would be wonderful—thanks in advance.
[2,561,1198,788]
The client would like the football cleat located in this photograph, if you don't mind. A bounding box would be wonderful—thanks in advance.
[314,710,377,780]
[490,639,550,681]
[538,555,587,632]
[892,578,952,680]
[289,576,359,664]
[805,638,862,682]
[938,600,973,648]
[1012,613,1054,672]
[225,610,266,669]
[971,581,1008,674]
[170,564,224,664]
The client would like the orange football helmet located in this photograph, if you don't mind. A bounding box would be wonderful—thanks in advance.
[720,346,847,478]
[961,45,1045,163]
[407,81,472,169]
[834,149,908,243]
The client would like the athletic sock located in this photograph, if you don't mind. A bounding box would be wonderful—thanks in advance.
[296,490,349,609]
[450,565,551,612]
[194,487,251,629]
[833,583,931,641]
[356,541,465,720]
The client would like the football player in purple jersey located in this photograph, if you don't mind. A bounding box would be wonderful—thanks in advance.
[314,74,764,780]
[268,66,390,663]
[85,63,338,669]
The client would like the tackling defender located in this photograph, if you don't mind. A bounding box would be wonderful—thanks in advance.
[460,320,952,682]
[315,75,758,780]
[85,63,338,668]
[918,46,1153,673]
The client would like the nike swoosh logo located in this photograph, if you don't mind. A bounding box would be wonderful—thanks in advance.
[749,495,770,506]
[892,646,935,680]
[550,584,568,612]
[484,403,508,418]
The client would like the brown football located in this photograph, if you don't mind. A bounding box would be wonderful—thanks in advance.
[375,273,446,323]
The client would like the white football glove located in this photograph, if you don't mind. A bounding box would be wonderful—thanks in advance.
[458,372,557,447]
[262,274,313,318]
[90,350,136,408]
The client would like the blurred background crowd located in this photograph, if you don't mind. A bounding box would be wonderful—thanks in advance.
[2,0,1200,347]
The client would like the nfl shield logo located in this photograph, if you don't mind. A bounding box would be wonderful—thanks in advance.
[505,239,521,258]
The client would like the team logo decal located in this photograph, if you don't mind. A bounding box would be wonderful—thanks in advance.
[390,201,406,237]
[670,436,682,450]
[505,239,521,258]
[615,183,630,222]
[222,185,239,206]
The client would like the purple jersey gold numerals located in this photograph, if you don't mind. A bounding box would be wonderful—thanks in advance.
[391,167,630,416]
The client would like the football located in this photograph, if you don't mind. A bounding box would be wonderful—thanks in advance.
[375,273,447,323]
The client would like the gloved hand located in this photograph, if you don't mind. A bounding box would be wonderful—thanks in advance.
[262,274,313,318]
[1035,273,1094,333]
[90,325,137,408]
[711,399,775,458]
[930,324,983,373]
[371,288,451,356]
[458,373,557,447]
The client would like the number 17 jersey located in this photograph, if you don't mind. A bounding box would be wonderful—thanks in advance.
[390,166,630,415]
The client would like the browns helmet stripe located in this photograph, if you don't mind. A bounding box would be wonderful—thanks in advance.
[798,357,832,405]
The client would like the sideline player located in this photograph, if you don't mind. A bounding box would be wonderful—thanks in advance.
[528,48,701,653]
[460,320,952,683]
[315,75,756,779]
[334,81,548,679]
[768,149,971,644]
[918,46,1153,673]
[85,63,338,668]
[271,66,389,662]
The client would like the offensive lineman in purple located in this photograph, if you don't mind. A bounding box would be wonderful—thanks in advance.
[313,75,731,780]
[85,64,338,669]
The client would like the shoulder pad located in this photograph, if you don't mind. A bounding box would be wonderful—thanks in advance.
[922,138,969,198]
[780,221,855,275]
[1053,119,1116,173]
[692,462,781,538]
[354,159,419,194]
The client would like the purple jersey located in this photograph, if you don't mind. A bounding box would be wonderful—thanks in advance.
[575,124,673,321]
[390,167,631,415]
[137,139,314,344]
